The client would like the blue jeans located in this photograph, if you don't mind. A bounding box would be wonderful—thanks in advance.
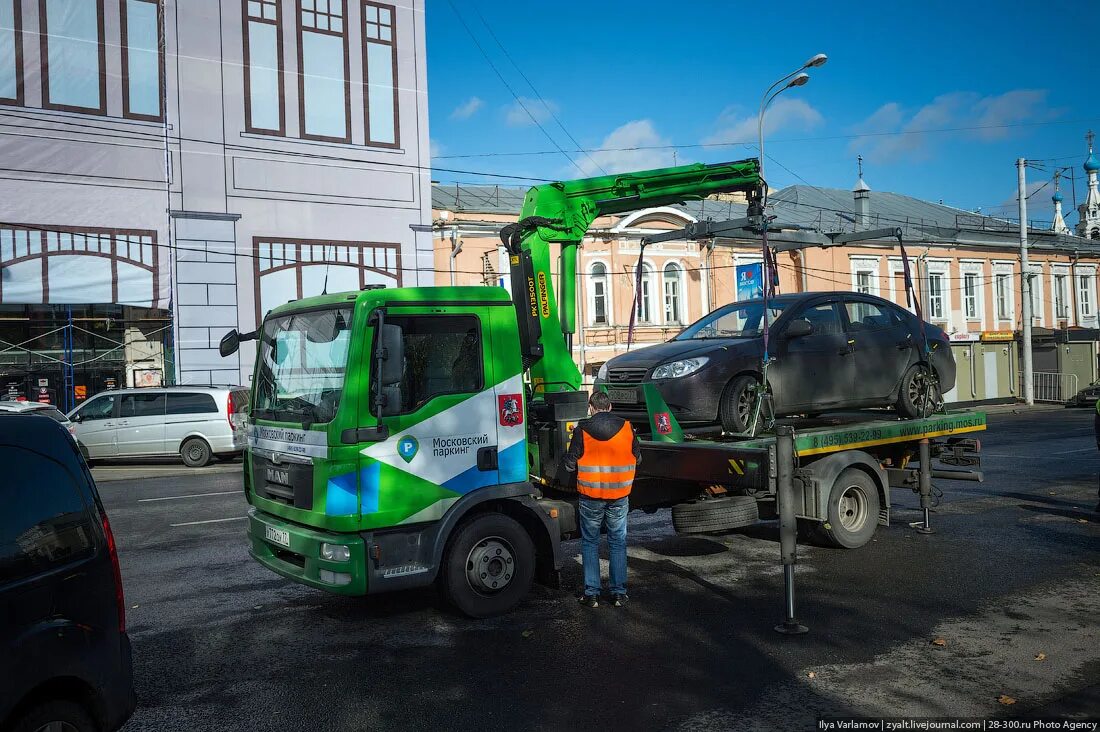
[579,495,629,597]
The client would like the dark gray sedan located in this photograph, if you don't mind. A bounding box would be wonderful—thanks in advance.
[595,292,956,432]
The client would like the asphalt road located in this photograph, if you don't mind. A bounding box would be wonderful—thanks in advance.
[97,406,1099,731]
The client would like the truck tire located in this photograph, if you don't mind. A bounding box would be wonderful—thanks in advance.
[442,512,535,618]
[180,437,212,467]
[818,468,880,549]
[895,364,940,419]
[719,375,757,433]
[672,495,759,534]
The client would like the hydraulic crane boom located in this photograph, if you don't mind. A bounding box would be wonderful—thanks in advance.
[499,158,762,394]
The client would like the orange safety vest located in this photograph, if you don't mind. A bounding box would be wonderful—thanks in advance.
[575,421,637,500]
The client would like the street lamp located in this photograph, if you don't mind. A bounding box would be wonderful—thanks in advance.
[757,53,827,185]
[751,54,827,437]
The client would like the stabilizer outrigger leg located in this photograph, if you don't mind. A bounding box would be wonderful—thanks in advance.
[914,438,936,535]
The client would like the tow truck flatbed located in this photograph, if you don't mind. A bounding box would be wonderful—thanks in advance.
[628,410,985,543]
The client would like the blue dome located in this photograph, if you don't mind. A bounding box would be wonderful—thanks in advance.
[1086,151,1100,173]
[1052,190,1064,203]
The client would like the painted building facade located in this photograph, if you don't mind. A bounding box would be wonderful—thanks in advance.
[0,0,430,404]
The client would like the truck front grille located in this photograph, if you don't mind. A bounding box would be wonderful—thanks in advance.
[608,367,648,384]
[252,453,314,510]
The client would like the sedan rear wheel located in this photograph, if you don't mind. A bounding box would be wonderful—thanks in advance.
[896,364,941,419]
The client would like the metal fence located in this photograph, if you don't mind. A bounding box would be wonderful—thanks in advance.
[1029,372,1079,404]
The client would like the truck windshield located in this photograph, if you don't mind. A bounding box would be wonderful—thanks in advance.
[675,301,789,340]
[254,307,352,425]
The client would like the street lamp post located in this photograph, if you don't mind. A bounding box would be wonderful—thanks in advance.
[753,53,827,429]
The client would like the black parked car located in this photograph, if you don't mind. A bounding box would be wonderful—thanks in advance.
[1,415,135,732]
[596,292,956,432]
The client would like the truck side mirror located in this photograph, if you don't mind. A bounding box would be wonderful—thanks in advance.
[784,319,814,339]
[219,330,240,357]
[219,328,257,357]
[378,323,404,386]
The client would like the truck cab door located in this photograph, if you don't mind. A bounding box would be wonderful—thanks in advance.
[359,306,510,528]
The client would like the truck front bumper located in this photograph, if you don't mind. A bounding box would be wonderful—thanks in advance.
[248,508,368,596]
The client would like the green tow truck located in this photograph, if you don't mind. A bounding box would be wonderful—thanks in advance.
[220,158,985,618]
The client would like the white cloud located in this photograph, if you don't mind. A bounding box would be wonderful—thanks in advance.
[850,89,1062,163]
[504,97,559,127]
[572,119,675,176]
[449,96,483,120]
[430,139,444,159]
[701,97,824,147]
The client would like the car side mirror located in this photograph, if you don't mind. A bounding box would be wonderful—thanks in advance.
[785,319,814,339]
[219,329,258,357]
[70,413,82,423]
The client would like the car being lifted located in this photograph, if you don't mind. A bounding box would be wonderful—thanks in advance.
[596,291,956,433]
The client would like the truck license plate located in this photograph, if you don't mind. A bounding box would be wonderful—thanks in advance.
[265,525,290,548]
[607,388,637,403]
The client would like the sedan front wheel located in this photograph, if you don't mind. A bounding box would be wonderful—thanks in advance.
[719,375,758,433]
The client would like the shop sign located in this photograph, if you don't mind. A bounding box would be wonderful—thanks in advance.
[980,330,1015,342]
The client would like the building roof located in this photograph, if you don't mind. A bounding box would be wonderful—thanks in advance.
[432,180,1100,254]
[430,183,749,221]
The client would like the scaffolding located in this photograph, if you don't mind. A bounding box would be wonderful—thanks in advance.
[0,308,171,411]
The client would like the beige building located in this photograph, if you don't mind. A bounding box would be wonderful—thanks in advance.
[431,159,1100,379]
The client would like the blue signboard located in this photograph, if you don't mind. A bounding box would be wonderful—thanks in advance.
[735,262,763,301]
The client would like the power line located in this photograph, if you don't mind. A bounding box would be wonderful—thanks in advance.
[466,1,606,176]
[443,0,585,176]
[0,109,555,184]
[434,117,1100,159]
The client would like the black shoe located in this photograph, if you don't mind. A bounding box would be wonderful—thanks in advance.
[611,593,629,607]
[578,595,599,608]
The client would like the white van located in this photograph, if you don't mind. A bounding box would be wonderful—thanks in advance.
[68,386,249,467]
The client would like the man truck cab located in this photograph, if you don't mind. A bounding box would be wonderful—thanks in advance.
[238,287,564,617]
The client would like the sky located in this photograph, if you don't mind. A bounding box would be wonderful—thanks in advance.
[425,0,1099,227]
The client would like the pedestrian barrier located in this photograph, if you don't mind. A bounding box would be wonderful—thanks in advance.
[1027,371,1078,403]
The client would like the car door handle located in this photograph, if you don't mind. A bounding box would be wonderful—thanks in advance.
[839,339,855,355]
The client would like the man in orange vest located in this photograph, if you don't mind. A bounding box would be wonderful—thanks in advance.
[562,391,641,608]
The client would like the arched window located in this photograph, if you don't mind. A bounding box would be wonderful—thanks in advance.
[663,262,683,325]
[1091,228,1099,240]
[637,263,654,323]
[590,262,608,325]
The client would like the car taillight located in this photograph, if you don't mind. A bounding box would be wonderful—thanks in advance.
[101,512,126,633]
[227,391,235,428]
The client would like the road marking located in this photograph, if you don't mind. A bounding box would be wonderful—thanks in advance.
[140,490,239,503]
[170,516,247,527]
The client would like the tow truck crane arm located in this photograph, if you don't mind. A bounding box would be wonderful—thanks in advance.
[499,158,762,393]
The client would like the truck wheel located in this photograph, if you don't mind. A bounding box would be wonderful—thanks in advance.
[719,375,757,433]
[180,437,212,467]
[896,365,940,419]
[443,512,534,618]
[819,468,880,549]
[672,495,759,534]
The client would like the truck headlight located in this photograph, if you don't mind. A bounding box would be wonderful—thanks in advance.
[321,543,351,562]
[651,357,709,380]
[596,363,609,381]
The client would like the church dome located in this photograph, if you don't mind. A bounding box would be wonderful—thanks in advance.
[1052,189,1063,203]
[1086,150,1100,173]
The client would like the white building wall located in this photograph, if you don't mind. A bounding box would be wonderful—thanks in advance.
[0,0,431,388]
